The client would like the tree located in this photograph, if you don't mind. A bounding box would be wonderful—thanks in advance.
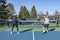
[30,6,37,19]
[46,11,49,16]
[54,10,59,27]
[6,3,14,11]
[0,0,9,19]
[23,6,30,19]
[39,11,44,20]
[5,3,16,19]
[19,6,30,20]
[0,0,6,10]
[54,10,59,20]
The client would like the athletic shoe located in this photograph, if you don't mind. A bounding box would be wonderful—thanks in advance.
[10,31,13,34]
[42,30,45,33]
[43,30,45,32]
[17,32,19,34]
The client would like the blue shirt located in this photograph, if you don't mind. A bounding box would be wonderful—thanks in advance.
[12,17,18,23]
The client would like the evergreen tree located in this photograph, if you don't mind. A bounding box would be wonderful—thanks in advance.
[5,3,16,19]
[0,0,9,19]
[0,0,6,10]
[30,6,37,19]
[19,6,30,20]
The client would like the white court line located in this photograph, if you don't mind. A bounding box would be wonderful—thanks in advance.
[32,30,35,40]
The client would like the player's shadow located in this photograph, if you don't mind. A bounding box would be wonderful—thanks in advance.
[42,28,55,34]
[20,29,33,33]
[49,28,55,32]
[11,29,33,34]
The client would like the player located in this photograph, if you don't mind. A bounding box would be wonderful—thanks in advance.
[42,15,49,33]
[10,14,19,34]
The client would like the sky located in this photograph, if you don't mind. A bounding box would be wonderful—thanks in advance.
[7,0,60,15]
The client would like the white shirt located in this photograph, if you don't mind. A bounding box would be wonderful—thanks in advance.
[44,17,49,24]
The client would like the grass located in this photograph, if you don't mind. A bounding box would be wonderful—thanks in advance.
[0,26,60,32]
[0,23,60,32]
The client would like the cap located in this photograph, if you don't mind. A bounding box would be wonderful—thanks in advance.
[13,14,17,16]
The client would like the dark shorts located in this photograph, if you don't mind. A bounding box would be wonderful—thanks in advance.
[44,24,49,27]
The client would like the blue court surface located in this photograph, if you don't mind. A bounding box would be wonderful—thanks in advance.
[0,30,60,40]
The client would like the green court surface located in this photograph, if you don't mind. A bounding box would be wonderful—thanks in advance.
[0,25,60,32]
[0,23,60,32]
